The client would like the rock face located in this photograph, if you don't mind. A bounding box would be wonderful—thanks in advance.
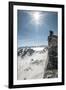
[17,48,35,57]
[44,31,58,78]
[47,31,58,70]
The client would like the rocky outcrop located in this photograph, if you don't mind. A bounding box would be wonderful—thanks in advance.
[47,31,58,70]
[17,48,35,57]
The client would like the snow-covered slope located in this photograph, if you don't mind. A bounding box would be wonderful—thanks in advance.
[17,47,48,80]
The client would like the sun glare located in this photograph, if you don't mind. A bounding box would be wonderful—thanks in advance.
[33,12,40,25]
[28,11,44,25]
[33,12,40,21]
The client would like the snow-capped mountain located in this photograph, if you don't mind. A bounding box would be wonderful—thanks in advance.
[17,47,48,57]
[18,47,35,57]
[17,46,48,80]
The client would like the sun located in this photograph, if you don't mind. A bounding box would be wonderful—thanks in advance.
[33,12,40,21]
[28,11,44,25]
[33,12,40,25]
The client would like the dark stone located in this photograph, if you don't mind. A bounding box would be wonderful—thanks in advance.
[47,31,58,70]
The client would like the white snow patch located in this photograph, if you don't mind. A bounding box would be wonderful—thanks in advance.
[17,47,48,80]
[32,47,45,51]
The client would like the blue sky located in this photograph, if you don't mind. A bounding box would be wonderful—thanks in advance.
[17,10,58,47]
